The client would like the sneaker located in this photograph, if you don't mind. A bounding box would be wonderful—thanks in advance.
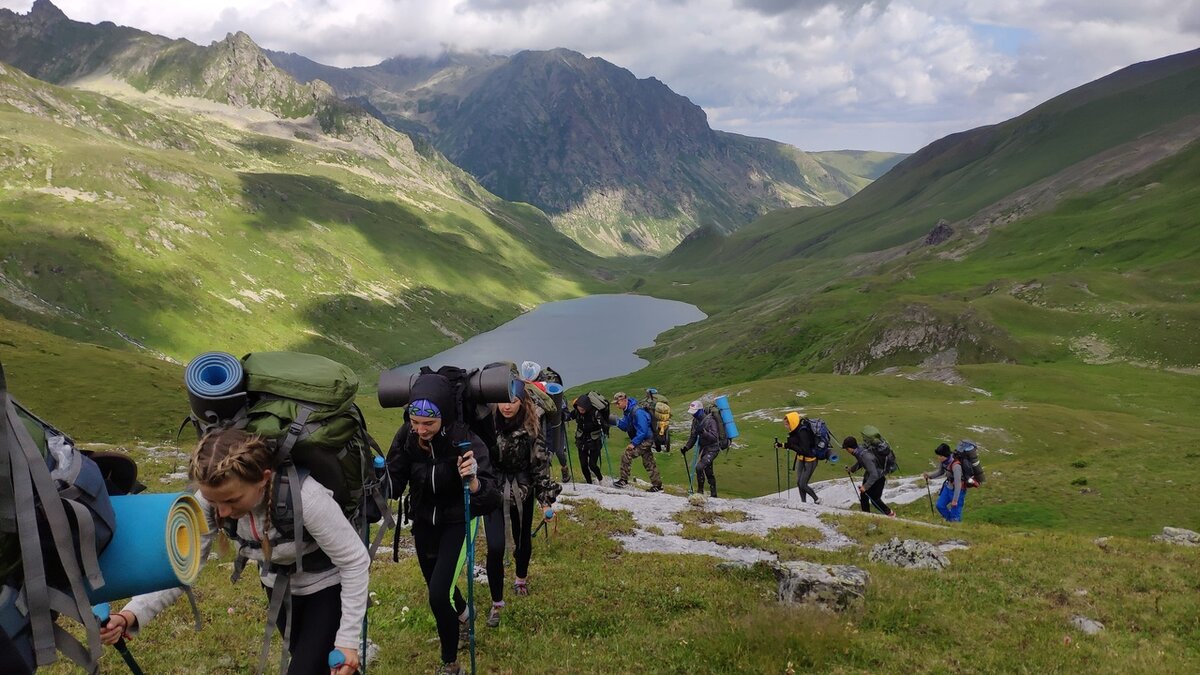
[439,663,464,675]
[486,604,502,628]
[647,485,663,493]
[612,479,628,488]
[513,578,528,596]
[887,511,897,518]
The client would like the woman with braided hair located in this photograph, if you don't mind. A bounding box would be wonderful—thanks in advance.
[98,428,370,675]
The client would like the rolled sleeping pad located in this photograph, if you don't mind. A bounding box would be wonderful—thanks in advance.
[713,395,740,440]
[87,493,206,604]
[184,352,246,423]
[377,369,418,409]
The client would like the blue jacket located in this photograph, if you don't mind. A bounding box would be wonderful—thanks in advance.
[616,397,653,446]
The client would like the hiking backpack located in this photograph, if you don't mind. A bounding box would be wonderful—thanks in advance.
[861,427,899,475]
[184,352,394,565]
[802,417,834,460]
[954,440,985,486]
[702,403,732,450]
[640,389,672,446]
[1,359,138,673]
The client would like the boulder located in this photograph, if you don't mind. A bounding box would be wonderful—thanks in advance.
[1070,615,1104,635]
[1151,527,1200,546]
[687,493,707,507]
[869,538,950,570]
[771,560,868,612]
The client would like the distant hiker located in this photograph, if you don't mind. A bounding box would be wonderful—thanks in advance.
[680,400,720,497]
[99,428,371,675]
[483,383,561,627]
[611,392,663,492]
[922,443,966,522]
[384,374,500,675]
[568,392,608,484]
[844,433,896,517]
[780,412,820,504]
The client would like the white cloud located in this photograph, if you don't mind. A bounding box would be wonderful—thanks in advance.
[2,0,1197,151]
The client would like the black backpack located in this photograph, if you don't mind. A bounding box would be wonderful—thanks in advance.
[954,441,985,486]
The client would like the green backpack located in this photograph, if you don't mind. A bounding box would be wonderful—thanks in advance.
[184,352,392,560]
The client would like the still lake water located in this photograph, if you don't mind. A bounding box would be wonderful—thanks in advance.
[394,294,705,387]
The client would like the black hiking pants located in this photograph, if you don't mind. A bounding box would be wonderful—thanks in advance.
[412,520,469,665]
[484,486,536,603]
[860,478,892,515]
[695,445,719,497]
[577,435,603,483]
[795,459,819,503]
[263,583,343,675]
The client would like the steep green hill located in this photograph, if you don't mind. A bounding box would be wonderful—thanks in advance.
[0,59,609,372]
[668,48,1200,271]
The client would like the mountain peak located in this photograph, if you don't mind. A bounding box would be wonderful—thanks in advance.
[25,0,67,25]
[217,30,261,52]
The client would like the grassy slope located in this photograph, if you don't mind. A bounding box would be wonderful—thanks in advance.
[0,62,618,373]
[810,149,909,182]
[665,49,1200,272]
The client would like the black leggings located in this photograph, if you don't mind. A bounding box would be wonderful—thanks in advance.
[695,446,719,496]
[860,478,892,514]
[412,520,470,665]
[484,487,536,602]
[577,436,603,483]
[263,583,343,675]
[795,459,819,502]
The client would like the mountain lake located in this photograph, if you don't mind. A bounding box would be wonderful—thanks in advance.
[392,294,705,386]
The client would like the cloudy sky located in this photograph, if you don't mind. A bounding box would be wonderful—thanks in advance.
[6,0,1199,152]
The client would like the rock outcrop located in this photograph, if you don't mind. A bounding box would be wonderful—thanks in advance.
[1151,526,1200,546]
[868,538,950,570]
[772,560,869,611]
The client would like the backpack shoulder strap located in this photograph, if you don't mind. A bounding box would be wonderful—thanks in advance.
[1,364,102,670]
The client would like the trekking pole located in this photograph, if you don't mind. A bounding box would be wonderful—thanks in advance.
[682,448,694,494]
[925,479,935,516]
[459,443,478,675]
[601,433,613,478]
[93,604,145,675]
[565,421,577,489]
[774,437,781,496]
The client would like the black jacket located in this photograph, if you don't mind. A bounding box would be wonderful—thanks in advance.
[785,424,816,459]
[384,372,500,526]
[682,412,719,452]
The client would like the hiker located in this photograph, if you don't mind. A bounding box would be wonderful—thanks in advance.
[780,412,820,504]
[568,392,607,484]
[483,383,562,627]
[99,428,371,675]
[844,434,895,517]
[611,392,663,492]
[680,400,720,497]
[385,373,500,675]
[521,361,572,482]
[922,443,966,522]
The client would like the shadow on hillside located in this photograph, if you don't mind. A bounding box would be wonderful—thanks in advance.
[1,231,195,353]
[281,287,524,374]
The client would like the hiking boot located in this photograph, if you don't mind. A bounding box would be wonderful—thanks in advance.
[561,465,571,482]
[612,479,627,488]
[438,663,464,675]
[486,604,502,628]
[647,485,663,493]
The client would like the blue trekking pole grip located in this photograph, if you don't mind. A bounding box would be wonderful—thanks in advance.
[328,649,346,669]
[94,603,146,675]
